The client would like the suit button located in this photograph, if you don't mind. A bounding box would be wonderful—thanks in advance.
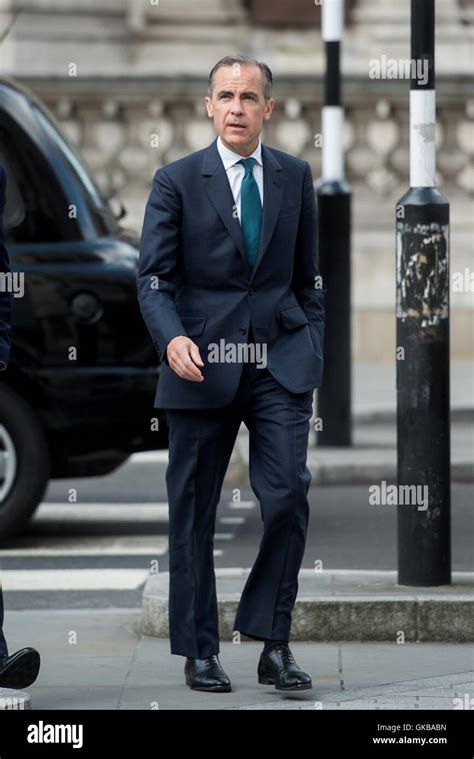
[239,328,246,335]
[249,288,255,295]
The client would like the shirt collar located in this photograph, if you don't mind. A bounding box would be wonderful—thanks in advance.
[217,135,262,170]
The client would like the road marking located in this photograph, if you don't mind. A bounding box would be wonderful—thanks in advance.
[0,536,169,557]
[0,569,149,591]
[219,517,245,525]
[33,503,169,523]
[228,501,256,510]
[129,451,169,463]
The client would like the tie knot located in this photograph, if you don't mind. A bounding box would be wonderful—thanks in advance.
[238,157,256,176]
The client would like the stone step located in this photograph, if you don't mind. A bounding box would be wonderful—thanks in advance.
[142,569,474,643]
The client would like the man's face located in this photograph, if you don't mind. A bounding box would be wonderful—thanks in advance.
[205,64,274,156]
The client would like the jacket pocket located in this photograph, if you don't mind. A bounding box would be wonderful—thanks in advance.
[179,313,207,336]
[280,305,309,330]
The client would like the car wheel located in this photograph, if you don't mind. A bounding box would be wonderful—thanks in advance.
[0,385,50,540]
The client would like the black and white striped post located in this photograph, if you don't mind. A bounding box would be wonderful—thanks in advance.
[396,0,451,586]
[316,0,352,447]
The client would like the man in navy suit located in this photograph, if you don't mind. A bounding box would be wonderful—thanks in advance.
[0,166,41,690]
[138,56,325,693]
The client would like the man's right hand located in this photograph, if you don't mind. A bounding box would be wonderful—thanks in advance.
[165,336,204,381]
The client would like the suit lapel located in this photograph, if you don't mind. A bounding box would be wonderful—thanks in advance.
[252,144,285,281]
[202,139,248,269]
[202,138,286,280]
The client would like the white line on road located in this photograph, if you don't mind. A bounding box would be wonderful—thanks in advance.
[0,536,169,557]
[33,503,169,523]
[228,501,256,510]
[129,451,169,463]
[0,569,149,591]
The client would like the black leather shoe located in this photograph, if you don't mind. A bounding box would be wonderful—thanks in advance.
[0,648,41,689]
[184,654,232,692]
[258,644,312,691]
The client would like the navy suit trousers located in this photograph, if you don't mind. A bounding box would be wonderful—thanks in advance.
[164,323,314,658]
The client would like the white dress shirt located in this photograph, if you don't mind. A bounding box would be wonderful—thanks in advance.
[216,135,264,222]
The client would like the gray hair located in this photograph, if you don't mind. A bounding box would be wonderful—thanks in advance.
[208,55,273,100]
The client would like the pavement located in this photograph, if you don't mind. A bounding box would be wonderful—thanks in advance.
[234,418,473,484]
[232,360,474,484]
[1,608,473,710]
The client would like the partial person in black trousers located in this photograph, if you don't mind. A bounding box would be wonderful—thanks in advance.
[138,55,325,693]
[0,165,41,689]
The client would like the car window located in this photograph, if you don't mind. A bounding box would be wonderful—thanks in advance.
[32,105,119,237]
[0,152,26,233]
[0,121,66,244]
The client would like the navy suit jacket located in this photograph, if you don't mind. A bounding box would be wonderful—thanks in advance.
[0,167,13,370]
[138,137,325,409]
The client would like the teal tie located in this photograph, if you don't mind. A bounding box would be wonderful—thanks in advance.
[238,157,262,270]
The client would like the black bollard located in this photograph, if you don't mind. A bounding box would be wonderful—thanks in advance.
[396,0,451,586]
[316,0,352,447]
